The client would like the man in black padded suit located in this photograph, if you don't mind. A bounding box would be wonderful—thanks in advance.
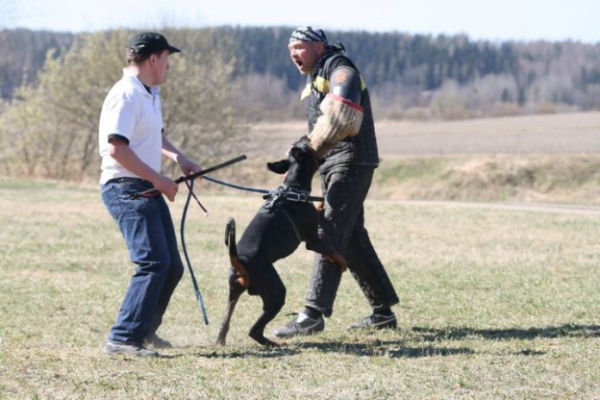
[274,27,400,338]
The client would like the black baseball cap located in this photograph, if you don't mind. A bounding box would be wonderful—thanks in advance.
[129,32,181,55]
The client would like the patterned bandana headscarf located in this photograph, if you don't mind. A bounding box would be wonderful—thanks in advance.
[289,26,345,53]
[290,26,328,44]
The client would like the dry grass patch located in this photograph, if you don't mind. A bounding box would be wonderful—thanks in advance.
[372,154,600,203]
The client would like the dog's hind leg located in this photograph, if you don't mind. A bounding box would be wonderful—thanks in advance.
[249,309,282,347]
[248,268,286,347]
[216,277,246,345]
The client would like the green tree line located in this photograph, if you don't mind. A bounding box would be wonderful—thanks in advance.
[2,26,600,112]
[1,27,599,182]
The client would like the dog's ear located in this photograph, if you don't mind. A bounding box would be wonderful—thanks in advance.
[266,159,291,174]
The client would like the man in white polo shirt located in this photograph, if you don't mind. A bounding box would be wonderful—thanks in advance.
[99,32,201,357]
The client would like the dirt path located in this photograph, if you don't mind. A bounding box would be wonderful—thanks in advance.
[377,200,600,215]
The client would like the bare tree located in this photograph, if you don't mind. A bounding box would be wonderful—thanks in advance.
[0,29,246,181]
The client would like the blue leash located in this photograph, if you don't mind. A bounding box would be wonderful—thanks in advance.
[204,175,269,195]
[203,175,325,202]
[175,155,247,325]
[180,178,209,325]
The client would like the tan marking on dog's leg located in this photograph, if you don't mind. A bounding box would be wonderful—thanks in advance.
[230,255,251,288]
[327,252,348,272]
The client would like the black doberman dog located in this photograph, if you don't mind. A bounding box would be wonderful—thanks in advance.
[216,139,347,346]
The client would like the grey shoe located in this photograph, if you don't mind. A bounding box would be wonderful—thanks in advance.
[144,333,173,349]
[104,340,158,357]
[346,313,397,330]
[273,313,325,338]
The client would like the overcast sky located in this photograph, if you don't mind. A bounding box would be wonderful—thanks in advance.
[4,0,598,43]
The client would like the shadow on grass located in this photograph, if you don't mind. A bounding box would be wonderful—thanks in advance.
[166,347,302,359]
[412,323,600,341]
[297,341,473,358]
[163,323,597,359]
[166,342,471,359]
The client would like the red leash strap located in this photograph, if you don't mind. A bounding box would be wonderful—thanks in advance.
[184,180,208,216]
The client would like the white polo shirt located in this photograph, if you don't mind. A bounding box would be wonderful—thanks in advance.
[98,68,163,184]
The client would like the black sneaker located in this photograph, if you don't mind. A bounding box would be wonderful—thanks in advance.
[273,313,325,338]
[144,333,173,349]
[104,340,158,357]
[346,313,397,330]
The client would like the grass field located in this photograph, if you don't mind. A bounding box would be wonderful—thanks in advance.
[2,175,600,399]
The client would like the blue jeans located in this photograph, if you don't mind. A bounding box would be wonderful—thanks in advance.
[101,178,184,344]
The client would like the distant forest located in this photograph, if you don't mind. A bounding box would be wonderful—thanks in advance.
[2,26,600,120]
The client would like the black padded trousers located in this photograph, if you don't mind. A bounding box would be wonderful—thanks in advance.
[304,165,399,317]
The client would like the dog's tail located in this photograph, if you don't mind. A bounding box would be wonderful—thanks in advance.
[217,218,250,346]
[225,217,250,288]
